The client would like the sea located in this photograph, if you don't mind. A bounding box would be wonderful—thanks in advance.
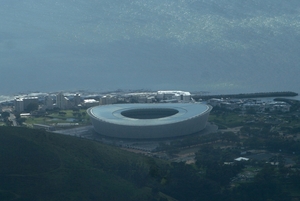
[1,1,300,95]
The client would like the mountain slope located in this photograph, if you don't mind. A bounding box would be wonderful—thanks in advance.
[0,127,165,201]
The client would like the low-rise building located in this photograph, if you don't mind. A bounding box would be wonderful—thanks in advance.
[265,101,291,112]
[99,95,117,105]
[208,98,291,113]
[83,99,99,107]
[234,157,249,162]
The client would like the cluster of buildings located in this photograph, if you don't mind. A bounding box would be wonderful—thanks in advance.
[12,90,293,114]
[207,98,291,112]
[156,91,192,102]
[121,90,192,104]
[14,93,83,113]
[12,90,193,113]
[86,90,192,108]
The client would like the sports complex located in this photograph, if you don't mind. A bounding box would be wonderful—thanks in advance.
[87,103,212,139]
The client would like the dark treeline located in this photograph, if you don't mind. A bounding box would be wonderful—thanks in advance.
[240,124,300,154]
[1,127,298,200]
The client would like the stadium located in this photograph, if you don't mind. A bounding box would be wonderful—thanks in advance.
[87,103,212,139]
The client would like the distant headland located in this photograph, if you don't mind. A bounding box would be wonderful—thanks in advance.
[193,91,298,101]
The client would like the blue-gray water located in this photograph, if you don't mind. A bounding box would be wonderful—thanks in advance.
[1,0,300,95]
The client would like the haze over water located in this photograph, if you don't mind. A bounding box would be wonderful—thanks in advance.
[1,0,300,95]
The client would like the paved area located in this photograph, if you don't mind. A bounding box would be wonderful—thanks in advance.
[53,126,95,138]
[52,122,218,157]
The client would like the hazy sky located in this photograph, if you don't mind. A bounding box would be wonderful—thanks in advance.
[1,0,300,95]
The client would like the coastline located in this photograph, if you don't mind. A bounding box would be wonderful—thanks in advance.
[1,90,299,104]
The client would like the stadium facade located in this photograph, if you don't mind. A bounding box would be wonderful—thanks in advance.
[87,103,212,139]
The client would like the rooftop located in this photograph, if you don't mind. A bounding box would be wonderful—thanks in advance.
[88,103,211,126]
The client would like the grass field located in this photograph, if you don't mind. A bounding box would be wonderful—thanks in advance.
[24,109,91,126]
[209,113,249,128]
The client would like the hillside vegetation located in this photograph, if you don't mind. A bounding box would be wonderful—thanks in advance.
[0,127,169,201]
[0,126,295,201]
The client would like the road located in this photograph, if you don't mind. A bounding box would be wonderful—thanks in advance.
[53,126,94,138]
[9,113,17,126]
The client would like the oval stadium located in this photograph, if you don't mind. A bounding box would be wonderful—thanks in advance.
[87,103,212,139]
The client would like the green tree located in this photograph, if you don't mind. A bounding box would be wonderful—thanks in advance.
[222,132,240,143]
[16,117,26,125]
[1,111,10,119]
[246,108,256,114]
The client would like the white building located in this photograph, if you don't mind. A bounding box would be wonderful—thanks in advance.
[147,96,155,103]
[234,157,249,162]
[83,99,99,107]
[207,98,224,107]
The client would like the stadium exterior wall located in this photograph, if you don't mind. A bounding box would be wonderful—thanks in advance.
[87,103,212,139]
